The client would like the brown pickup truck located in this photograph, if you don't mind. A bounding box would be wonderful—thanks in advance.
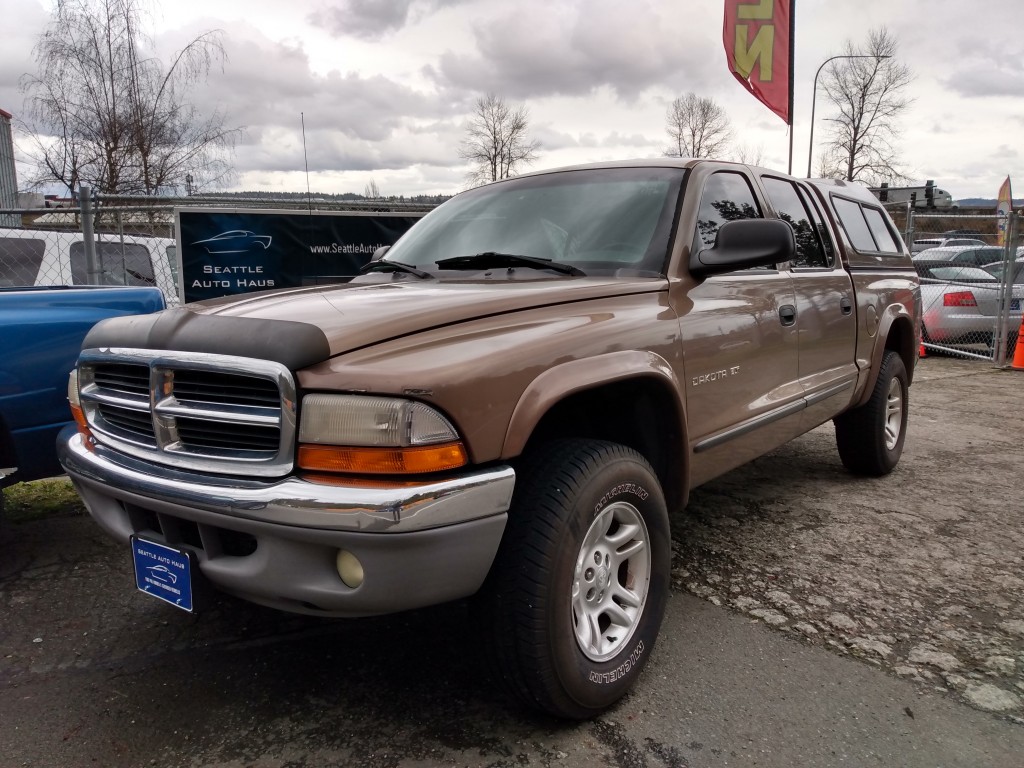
[58,159,920,719]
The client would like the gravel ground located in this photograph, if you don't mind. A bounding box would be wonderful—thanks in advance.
[672,356,1024,720]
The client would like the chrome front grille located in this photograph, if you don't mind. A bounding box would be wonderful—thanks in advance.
[78,348,297,477]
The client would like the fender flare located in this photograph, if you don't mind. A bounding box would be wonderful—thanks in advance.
[857,304,916,408]
[499,350,690,499]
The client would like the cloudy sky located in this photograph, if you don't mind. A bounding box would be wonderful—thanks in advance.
[2,0,1021,199]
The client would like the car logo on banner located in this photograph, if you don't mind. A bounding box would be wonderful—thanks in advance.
[192,230,273,254]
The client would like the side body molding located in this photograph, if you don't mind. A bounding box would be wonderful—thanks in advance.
[500,349,689,483]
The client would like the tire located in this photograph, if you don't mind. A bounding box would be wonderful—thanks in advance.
[478,439,670,720]
[834,350,909,476]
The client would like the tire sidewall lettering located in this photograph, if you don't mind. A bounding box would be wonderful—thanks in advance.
[588,640,645,685]
[594,482,650,516]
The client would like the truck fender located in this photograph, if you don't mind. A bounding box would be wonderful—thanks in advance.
[856,303,916,408]
[500,350,689,497]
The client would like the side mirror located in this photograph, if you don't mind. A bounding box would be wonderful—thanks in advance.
[690,219,795,277]
[371,245,391,262]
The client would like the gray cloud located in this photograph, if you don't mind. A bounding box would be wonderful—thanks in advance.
[0,0,49,118]
[309,0,413,41]
[424,0,711,101]
[942,64,1024,98]
[309,0,472,41]
[143,23,472,178]
[169,28,458,142]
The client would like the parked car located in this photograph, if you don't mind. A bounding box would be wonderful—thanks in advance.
[916,262,1023,345]
[911,245,1007,268]
[981,257,1024,283]
[910,237,986,254]
[0,228,179,306]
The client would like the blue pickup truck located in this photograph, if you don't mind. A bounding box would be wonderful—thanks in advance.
[0,286,165,506]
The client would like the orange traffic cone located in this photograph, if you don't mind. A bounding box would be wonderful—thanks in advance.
[1012,316,1024,370]
[919,342,927,358]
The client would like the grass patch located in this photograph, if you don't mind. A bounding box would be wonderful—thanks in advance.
[2,476,86,523]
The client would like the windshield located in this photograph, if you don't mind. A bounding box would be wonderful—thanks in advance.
[382,167,685,278]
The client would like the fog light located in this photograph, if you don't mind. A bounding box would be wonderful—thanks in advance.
[336,550,364,589]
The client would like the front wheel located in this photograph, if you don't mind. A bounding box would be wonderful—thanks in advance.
[834,350,909,476]
[479,439,670,719]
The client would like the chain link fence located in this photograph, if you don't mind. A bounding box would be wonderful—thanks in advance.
[884,203,1023,366]
[0,188,437,307]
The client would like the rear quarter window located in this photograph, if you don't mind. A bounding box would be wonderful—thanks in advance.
[861,206,902,254]
[831,197,877,252]
[831,196,905,257]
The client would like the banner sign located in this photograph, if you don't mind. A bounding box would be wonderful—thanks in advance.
[723,0,792,124]
[175,208,424,303]
[996,176,1013,247]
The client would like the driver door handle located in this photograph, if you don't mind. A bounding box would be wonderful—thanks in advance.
[779,304,797,326]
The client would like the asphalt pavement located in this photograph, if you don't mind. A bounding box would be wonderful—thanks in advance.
[1,355,1022,767]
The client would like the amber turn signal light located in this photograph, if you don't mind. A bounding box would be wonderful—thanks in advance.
[297,442,468,475]
[70,403,93,442]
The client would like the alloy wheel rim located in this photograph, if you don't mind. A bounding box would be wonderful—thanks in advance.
[571,500,651,663]
[884,377,904,450]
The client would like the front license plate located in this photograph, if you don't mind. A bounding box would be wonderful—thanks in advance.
[131,536,194,612]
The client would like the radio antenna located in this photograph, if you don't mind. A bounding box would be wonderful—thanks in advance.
[301,112,312,212]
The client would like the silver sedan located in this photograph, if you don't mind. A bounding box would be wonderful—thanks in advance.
[916,262,1023,345]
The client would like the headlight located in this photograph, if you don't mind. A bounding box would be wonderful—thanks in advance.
[297,394,467,475]
[67,368,93,441]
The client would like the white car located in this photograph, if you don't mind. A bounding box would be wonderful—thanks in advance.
[0,228,180,306]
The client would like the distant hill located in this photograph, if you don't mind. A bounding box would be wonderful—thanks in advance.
[955,198,1024,208]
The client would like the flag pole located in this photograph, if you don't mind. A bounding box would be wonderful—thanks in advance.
[787,0,796,174]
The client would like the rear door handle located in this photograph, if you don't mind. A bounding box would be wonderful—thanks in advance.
[779,304,797,326]
[840,297,853,315]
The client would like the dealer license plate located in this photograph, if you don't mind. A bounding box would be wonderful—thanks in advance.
[131,536,194,612]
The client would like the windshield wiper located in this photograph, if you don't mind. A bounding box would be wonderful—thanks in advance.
[359,260,435,279]
[436,252,586,276]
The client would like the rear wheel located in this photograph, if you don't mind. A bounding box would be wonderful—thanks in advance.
[834,350,909,476]
[479,439,670,719]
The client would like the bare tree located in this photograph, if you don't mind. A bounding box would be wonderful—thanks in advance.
[820,27,913,184]
[733,142,766,166]
[663,93,732,159]
[363,178,381,199]
[458,94,539,186]
[19,0,240,196]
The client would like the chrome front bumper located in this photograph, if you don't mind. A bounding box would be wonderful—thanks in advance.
[58,427,515,616]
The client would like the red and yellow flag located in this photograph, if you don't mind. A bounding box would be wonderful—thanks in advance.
[723,0,792,124]
[996,176,1013,247]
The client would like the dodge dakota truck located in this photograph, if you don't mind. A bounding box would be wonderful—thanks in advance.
[58,160,920,719]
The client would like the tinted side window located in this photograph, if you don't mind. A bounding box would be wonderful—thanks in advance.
[862,207,902,254]
[70,241,155,286]
[693,172,762,252]
[831,197,877,252]
[796,186,836,266]
[761,177,827,268]
[0,237,45,286]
